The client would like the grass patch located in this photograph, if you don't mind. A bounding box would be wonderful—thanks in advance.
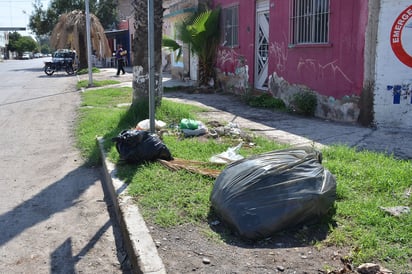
[76,79,121,89]
[77,67,100,75]
[321,146,412,270]
[75,87,412,272]
[80,86,132,108]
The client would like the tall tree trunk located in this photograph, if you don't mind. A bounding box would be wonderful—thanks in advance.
[78,31,87,69]
[131,0,163,120]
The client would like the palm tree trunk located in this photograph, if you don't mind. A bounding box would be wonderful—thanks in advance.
[131,0,163,119]
[78,31,87,69]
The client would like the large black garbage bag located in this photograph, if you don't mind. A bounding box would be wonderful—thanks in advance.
[210,147,336,240]
[111,129,173,163]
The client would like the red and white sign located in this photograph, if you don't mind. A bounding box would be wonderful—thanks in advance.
[390,5,412,67]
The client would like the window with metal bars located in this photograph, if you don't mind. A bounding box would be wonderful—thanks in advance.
[289,0,330,45]
[221,5,239,47]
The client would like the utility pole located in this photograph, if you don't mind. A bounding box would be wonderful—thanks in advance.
[85,0,93,87]
[148,0,155,134]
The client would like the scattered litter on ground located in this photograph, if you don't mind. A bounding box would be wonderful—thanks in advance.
[157,158,221,178]
[209,142,244,164]
[379,206,410,217]
[135,119,167,131]
[178,118,208,137]
[356,263,393,274]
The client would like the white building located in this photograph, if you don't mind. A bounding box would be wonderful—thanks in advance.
[0,31,9,59]
[374,1,412,127]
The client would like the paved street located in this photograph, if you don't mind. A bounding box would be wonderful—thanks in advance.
[0,59,130,273]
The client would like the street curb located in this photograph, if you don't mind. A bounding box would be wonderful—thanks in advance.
[97,137,166,274]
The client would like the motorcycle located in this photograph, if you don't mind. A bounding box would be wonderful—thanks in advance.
[44,60,77,76]
[44,49,78,76]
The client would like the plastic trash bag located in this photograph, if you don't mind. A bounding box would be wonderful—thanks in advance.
[111,129,173,163]
[209,143,244,164]
[180,120,208,137]
[136,119,167,131]
[210,147,336,240]
[179,118,199,130]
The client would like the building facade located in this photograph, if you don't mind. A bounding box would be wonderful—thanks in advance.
[163,0,205,81]
[212,0,412,128]
[375,1,412,128]
[0,32,8,59]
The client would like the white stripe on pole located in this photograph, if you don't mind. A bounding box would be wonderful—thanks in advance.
[86,0,93,86]
[148,0,155,133]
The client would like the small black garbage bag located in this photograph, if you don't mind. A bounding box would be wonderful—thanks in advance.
[111,129,173,163]
[210,147,336,240]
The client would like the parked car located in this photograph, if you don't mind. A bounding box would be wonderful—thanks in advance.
[22,52,32,59]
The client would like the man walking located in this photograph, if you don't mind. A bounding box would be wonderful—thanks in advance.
[116,45,126,76]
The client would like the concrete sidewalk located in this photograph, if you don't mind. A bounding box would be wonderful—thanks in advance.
[164,91,412,160]
[82,67,412,159]
[83,68,411,273]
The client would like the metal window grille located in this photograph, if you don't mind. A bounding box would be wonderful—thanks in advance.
[221,5,239,47]
[289,0,330,45]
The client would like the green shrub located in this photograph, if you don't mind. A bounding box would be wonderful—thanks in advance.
[246,93,286,110]
[289,90,317,116]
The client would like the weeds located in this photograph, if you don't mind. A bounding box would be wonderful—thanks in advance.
[289,89,318,116]
[76,79,121,89]
[75,87,412,272]
[244,92,286,110]
[77,67,100,75]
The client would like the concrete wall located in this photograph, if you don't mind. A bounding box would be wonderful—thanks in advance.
[214,0,367,97]
[374,1,412,127]
[163,0,200,80]
[270,1,367,99]
[215,0,255,90]
[214,0,368,123]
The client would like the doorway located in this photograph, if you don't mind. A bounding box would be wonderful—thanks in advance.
[255,0,270,90]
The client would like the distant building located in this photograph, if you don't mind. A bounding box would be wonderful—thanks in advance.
[163,0,202,81]
[0,31,11,59]
[103,0,133,67]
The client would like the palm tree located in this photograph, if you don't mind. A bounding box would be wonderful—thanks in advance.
[177,7,220,87]
[50,10,111,69]
[131,0,163,118]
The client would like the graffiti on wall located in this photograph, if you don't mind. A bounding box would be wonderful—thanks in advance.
[387,80,412,104]
[216,48,243,70]
[269,41,288,72]
[297,58,354,84]
[216,48,250,93]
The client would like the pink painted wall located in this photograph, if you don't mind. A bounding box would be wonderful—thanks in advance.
[214,0,255,79]
[214,0,369,98]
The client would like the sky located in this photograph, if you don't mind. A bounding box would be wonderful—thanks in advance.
[0,0,51,36]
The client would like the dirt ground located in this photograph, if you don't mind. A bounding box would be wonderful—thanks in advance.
[147,220,354,274]
[0,60,131,274]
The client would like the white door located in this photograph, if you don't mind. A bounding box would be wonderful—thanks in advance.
[255,1,270,90]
